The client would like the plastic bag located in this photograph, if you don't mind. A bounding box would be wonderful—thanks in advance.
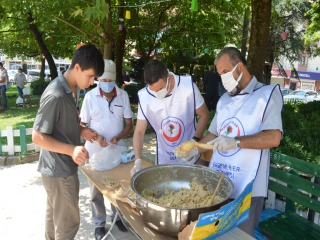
[22,87,31,95]
[16,96,24,105]
[90,144,127,171]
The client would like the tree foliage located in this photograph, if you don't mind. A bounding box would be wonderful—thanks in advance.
[5,0,308,88]
[305,0,320,56]
[0,0,80,78]
[124,0,250,82]
[263,0,311,84]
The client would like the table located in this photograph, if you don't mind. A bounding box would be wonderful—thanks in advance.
[81,160,255,240]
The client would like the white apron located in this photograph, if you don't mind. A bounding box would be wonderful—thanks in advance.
[138,74,197,164]
[209,84,278,198]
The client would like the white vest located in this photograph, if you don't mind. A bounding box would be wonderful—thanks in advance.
[209,84,279,198]
[138,74,197,164]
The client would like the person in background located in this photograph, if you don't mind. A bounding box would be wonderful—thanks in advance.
[203,65,221,111]
[133,59,210,166]
[80,59,133,240]
[14,67,27,98]
[178,47,283,237]
[0,62,8,110]
[32,45,104,240]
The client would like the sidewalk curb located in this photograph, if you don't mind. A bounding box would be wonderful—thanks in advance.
[0,153,40,166]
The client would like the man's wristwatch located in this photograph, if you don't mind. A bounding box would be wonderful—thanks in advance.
[234,136,241,148]
[192,136,200,142]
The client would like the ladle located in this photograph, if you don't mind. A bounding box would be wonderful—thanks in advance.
[209,172,225,205]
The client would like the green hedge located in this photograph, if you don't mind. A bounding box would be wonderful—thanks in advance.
[274,101,320,164]
[124,84,144,103]
[30,78,50,95]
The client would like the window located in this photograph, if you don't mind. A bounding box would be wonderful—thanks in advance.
[27,65,36,69]
[299,54,308,65]
[307,91,317,96]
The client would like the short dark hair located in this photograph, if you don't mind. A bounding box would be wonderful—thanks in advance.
[0,62,3,67]
[144,59,168,85]
[70,45,104,77]
[214,47,247,68]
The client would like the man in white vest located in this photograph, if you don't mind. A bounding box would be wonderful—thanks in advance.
[179,47,283,237]
[133,59,209,166]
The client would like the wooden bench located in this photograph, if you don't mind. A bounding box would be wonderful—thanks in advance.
[258,151,320,240]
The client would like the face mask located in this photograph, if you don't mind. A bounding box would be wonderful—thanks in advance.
[100,81,115,93]
[153,78,170,99]
[221,64,243,93]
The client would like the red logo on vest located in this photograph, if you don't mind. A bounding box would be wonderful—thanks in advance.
[218,117,244,156]
[161,117,185,147]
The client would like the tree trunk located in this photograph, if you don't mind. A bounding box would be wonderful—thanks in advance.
[103,0,112,59]
[27,12,58,79]
[115,2,126,86]
[247,0,272,83]
[265,37,276,85]
[40,58,46,79]
[241,8,250,57]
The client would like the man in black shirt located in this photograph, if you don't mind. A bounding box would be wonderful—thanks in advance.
[203,65,221,111]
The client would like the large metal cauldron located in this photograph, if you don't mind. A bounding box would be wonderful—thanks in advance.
[130,164,234,236]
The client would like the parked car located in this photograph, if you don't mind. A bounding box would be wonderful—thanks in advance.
[283,90,318,103]
[312,94,320,102]
[124,79,138,85]
[27,69,50,82]
[280,88,293,96]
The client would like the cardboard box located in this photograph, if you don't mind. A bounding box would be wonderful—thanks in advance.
[183,180,253,240]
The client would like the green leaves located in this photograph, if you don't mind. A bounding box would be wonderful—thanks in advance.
[71,0,110,22]
[274,101,320,164]
[73,6,83,17]
[303,0,319,55]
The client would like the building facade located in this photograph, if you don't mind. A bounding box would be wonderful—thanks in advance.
[0,54,71,74]
[271,54,320,92]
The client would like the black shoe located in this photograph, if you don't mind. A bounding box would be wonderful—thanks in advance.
[115,220,128,232]
[94,227,105,240]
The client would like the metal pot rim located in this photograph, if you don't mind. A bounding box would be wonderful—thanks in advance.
[131,164,234,210]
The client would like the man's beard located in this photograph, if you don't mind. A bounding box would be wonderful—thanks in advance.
[229,78,243,95]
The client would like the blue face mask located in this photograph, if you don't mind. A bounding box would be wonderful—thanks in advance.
[100,81,115,93]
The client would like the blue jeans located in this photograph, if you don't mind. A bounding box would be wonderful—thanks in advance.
[17,86,23,98]
[0,85,7,109]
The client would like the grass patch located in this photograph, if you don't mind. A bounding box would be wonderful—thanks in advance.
[0,85,40,154]
[0,85,40,130]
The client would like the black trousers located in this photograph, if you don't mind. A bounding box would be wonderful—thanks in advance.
[205,95,219,111]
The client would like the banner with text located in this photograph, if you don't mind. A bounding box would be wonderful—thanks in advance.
[191,180,254,240]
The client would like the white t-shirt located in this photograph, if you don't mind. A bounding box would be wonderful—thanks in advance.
[80,84,133,156]
[137,75,204,120]
[0,68,8,87]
